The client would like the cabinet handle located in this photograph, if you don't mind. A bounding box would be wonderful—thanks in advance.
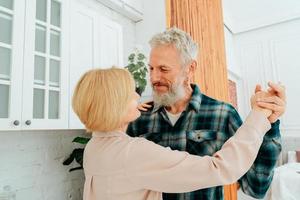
[25,120,31,125]
[13,120,20,126]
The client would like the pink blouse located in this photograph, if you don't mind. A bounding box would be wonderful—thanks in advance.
[83,110,271,200]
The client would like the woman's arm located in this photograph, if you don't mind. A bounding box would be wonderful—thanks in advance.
[124,109,271,193]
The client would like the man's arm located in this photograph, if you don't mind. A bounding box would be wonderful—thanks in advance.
[227,106,282,199]
[237,82,285,198]
[238,120,281,199]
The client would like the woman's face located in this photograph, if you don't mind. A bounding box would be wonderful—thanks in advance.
[123,92,141,124]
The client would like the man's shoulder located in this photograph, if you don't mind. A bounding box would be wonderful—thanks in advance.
[127,102,156,136]
[130,101,156,125]
[200,94,236,112]
[139,101,156,116]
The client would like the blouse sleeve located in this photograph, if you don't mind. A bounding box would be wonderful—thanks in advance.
[123,110,271,193]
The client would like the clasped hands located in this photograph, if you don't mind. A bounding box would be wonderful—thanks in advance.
[251,82,286,123]
[138,82,286,123]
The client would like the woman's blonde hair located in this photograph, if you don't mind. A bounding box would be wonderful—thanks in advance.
[72,67,135,132]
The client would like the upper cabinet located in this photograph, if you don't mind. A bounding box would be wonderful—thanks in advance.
[21,0,70,130]
[68,0,123,129]
[0,0,124,130]
[99,16,123,67]
[95,0,143,22]
[123,0,143,13]
[0,0,70,130]
[0,0,25,130]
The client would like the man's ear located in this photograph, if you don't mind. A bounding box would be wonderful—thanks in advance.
[187,60,197,80]
[190,60,197,73]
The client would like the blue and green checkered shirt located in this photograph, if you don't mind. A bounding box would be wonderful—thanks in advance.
[127,84,281,200]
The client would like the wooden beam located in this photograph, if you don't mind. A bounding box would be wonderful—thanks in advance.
[165,0,237,199]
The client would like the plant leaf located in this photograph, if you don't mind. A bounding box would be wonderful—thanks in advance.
[72,137,90,144]
[128,53,135,62]
[137,53,145,60]
[69,167,83,172]
[137,61,145,67]
[63,148,84,165]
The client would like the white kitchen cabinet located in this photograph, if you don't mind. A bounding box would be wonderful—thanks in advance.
[0,0,25,130]
[0,0,70,130]
[95,0,143,22]
[0,0,124,130]
[123,0,143,14]
[68,0,99,129]
[99,16,123,67]
[68,0,123,129]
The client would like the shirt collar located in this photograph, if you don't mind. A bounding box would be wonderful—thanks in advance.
[92,130,128,138]
[188,84,202,112]
[152,103,164,113]
[151,84,202,114]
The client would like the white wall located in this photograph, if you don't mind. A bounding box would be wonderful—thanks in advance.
[223,0,300,34]
[232,19,300,137]
[224,26,247,118]
[224,26,241,77]
[225,17,300,200]
[0,130,86,200]
[135,0,166,100]
[224,18,300,200]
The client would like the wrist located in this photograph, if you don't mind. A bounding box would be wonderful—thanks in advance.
[252,107,271,118]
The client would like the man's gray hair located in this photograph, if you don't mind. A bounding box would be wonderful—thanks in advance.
[149,27,198,66]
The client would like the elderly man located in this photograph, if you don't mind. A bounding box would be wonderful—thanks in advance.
[127,27,286,200]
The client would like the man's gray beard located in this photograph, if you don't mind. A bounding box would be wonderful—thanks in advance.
[152,81,186,107]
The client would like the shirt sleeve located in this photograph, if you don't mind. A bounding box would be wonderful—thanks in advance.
[226,104,282,198]
[123,110,271,193]
[238,118,282,199]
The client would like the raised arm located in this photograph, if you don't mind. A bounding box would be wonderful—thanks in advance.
[124,109,271,193]
[238,82,285,198]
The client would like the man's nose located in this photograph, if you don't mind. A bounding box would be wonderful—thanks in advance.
[150,69,161,83]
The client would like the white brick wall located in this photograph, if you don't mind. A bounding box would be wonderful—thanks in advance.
[0,130,86,200]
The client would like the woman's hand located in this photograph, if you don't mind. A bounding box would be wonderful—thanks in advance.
[253,82,286,123]
[251,91,273,118]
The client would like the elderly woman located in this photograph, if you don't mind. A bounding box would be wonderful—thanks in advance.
[72,67,272,200]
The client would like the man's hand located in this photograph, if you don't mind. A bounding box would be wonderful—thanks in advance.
[138,101,152,111]
[255,82,286,123]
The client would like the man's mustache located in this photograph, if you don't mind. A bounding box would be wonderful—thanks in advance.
[152,82,169,87]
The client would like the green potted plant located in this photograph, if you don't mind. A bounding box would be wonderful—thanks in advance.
[125,49,148,95]
[63,49,148,171]
[63,136,90,171]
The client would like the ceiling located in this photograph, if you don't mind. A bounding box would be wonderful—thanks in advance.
[222,0,300,34]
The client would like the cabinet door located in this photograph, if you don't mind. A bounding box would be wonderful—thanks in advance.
[68,0,99,129]
[0,0,25,130]
[99,16,123,67]
[22,0,69,129]
[68,1,124,129]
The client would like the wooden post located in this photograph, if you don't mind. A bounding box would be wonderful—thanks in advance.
[165,0,237,199]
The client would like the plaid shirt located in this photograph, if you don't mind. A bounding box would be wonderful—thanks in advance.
[127,84,282,200]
